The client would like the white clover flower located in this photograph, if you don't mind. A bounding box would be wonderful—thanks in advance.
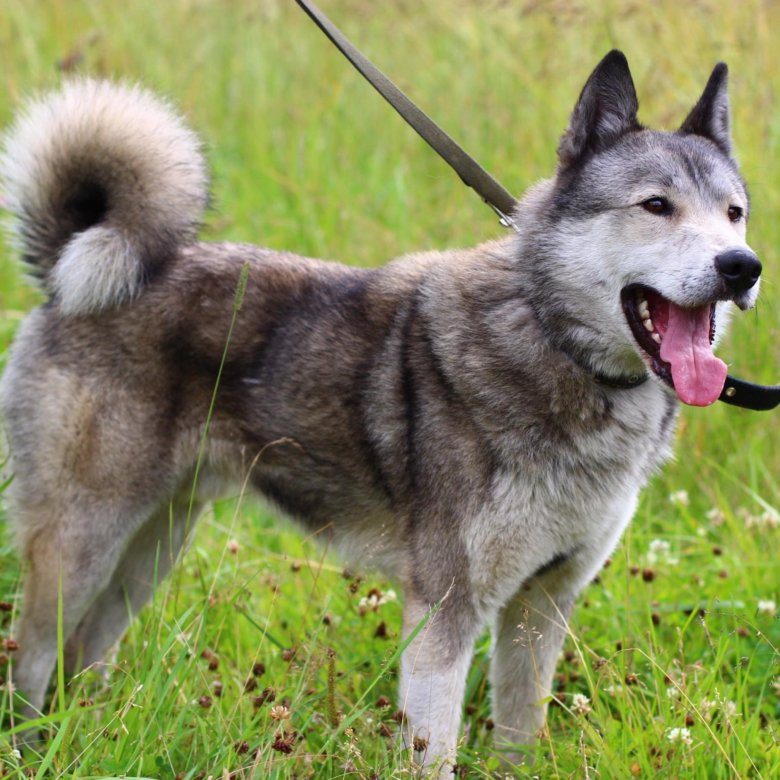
[269,704,291,721]
[757,600,777,616]
[706,507,726,527]
[648,539,670,560]
[700,698,717,721]
[666,685,681,699]
[357,587,397,614]
[740,508,780,529]
[669,490,689,507]
[721,700,738,719]
[647,539,679,566]
[760,510,780,528]
[666,727,693,746]
[571,693,592,715]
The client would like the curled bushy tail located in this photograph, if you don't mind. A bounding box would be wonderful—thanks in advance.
[0,80,208,314]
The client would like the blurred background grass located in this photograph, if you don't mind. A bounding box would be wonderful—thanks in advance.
[0,1,778,777]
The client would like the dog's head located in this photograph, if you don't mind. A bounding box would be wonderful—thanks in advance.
[538,51,759,407]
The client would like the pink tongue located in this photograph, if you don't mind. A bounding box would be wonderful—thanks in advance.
[659,304,727,406]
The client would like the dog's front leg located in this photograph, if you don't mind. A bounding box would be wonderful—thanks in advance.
[399,591,480,778]
[489,567,579,766]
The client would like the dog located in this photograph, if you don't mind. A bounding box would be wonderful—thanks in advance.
[0,50,761,774]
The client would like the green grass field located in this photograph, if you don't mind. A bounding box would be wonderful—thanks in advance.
[0,0,778,777]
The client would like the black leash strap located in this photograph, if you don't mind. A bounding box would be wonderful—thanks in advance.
[295,0,780,411]
[293,0,517,220]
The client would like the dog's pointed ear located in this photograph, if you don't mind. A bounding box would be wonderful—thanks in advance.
[557,50,640,170]
[679,63,731,156]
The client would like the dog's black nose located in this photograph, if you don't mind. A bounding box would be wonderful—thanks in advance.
[714,249,762,293]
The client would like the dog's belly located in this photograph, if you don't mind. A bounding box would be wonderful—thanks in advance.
[233,442,404,571]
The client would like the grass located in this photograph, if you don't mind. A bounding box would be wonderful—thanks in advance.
[0,0,779,777]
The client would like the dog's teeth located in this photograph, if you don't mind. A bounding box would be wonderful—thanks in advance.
[643,318,654,332]
[652,333,661,344]
[638,300,650,319]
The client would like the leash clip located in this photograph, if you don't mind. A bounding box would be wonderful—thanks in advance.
[489,202,520,234]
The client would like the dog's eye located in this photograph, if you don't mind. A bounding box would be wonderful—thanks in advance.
[727,205,744,223]
[641,197,672,216]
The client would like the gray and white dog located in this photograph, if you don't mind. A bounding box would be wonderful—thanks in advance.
[0,50,761,773]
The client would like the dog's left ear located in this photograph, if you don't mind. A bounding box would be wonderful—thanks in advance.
[679,63,731,156]
[558,50,641,170]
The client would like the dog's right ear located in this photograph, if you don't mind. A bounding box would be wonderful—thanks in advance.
[557,50,641,170]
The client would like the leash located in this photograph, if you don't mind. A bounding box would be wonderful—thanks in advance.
[294,0,780,411]
[293,0,516,223]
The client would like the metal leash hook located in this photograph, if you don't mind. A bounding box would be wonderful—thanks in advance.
[294,0,780,411]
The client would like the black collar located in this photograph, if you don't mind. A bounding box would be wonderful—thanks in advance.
[593,371,649,390]
[719,376,780,410]
[593,372,780,409]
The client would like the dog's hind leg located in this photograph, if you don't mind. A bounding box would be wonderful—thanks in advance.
[11,499,148,736]
[63,494,202,675]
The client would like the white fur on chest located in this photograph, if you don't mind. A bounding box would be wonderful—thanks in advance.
[463,395,675,610]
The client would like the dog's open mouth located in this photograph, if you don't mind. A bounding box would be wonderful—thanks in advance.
[621,285,727,407]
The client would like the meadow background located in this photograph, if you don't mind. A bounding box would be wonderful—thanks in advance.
[0,0,778,777]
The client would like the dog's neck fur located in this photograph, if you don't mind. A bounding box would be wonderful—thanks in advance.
[406,235,674,448]
[502,178,657,392]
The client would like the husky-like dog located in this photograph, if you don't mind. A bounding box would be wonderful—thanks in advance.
[0,51,761,773]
